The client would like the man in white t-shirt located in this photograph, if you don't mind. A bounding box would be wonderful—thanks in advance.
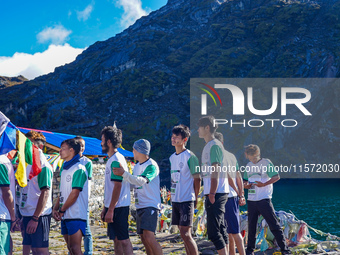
[113,139,162,255]
[215,132,246,255]
[243,144,290,255]
[169,124,200,255]
[74,136,93,255]
[100,126,133,255]
[20,131,53,255]
[197,116,229,255]
[53,139,89,255]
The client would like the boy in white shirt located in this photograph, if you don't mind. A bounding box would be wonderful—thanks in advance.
[244,144,290,255]
[169,124,200,255]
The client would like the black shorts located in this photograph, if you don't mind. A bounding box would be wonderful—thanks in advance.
[172,201,194,227]
[105,206,130,240]
[136,207,159,235]
[22,214,51,248]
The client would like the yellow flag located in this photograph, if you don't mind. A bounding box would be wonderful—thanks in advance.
[16,131,27,187]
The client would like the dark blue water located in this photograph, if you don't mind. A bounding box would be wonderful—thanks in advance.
[240,179,340,239]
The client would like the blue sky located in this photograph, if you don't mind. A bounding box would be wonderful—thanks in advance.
[0,0,167,79]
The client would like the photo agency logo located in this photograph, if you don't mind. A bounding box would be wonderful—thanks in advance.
[194,79,312,128]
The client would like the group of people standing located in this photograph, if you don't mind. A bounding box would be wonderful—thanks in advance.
[0,115,291,255]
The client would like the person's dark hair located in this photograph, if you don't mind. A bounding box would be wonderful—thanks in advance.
[26,131,46,147]
[245,144,260,156]
[214,132,223,144]
[74,136,84,141]
[172,124,191,139]
[101,126,122,149]
[25,130,35,139]
[197,116,217,134]
[61,138,81,156]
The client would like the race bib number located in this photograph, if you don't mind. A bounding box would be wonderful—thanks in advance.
[134,190,139,205]
[171,170,180,195]
[249,184,256,195]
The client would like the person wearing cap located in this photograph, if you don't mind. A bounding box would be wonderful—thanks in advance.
[19,131,53,255]
[100,126,133,254]
[113,139,163,255]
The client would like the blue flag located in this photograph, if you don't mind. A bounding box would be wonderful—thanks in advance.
[0,122,16,155]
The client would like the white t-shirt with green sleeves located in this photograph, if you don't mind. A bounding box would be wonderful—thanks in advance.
[170,149,200,203]
[60,162,88,220]
[20,149,53,217]
[0,155,15,221]
[222,149,239,198]
[243,158,278,201]
[201,139,229,195]
[133,158,161,210]
[104,152,130,208]
[79,156,92,198]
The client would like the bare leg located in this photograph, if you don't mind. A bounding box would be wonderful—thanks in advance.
[119,238,134,255]
[141,230,163,255]
[231,233,245,255]
[22,245,31,255]
[114,238,123,254]
[140,234,154,255]
[32,248,50,255]
[229,234,236,255]
[179,226,198,255]
[67,230,83,255]
[217,247,227,255]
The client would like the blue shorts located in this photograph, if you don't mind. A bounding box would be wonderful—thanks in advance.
[61,220,86,236]
[224,196,240,234]
[22,214,51,248]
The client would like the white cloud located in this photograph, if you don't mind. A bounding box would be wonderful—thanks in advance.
[116,0,148,28]
[37,25,72,45]
[77,4,94,21]
[0,44,85,80]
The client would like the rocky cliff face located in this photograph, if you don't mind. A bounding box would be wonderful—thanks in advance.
[0,75,28,89]
[1,0,340,183]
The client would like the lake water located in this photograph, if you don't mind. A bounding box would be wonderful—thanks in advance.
[240,179,340,239]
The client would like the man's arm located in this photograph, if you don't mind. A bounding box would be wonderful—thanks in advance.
[209,144,223,204]
[105,181,122,223]
[209,163,219,204]
[34,166,53,218]
[255,174,280,187]
[193,174,201,207]
[1,187,15,222]
[59,189,81,212]
[122,171,147,186]
[26,188,50,234]
[53,197,60,221]
[228,177,238,195]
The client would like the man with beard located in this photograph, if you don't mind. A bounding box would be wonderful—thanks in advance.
[100,126,133,255]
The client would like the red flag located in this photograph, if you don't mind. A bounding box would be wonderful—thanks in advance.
[29,144,42,179]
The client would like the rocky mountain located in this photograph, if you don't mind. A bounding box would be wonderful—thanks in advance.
[0,75,28,89]
[1,0,340,182]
